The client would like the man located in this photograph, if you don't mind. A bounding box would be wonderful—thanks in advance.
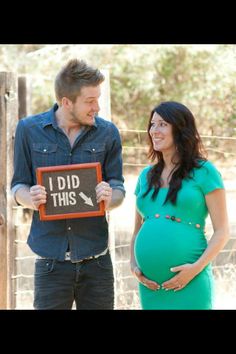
[11,59,125,309]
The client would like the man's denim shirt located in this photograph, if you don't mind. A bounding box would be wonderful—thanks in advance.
[11,104,125,262]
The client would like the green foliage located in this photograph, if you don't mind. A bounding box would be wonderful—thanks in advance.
[0,44,235,139]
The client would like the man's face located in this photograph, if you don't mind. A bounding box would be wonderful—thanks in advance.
[68,85,101,126]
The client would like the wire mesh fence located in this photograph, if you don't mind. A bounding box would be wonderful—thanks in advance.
[12,129,236,309]
[113,130,236,310]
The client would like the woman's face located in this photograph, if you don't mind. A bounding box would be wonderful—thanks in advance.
[149,112,175,154]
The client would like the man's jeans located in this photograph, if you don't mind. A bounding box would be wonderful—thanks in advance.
[34,252,114,309]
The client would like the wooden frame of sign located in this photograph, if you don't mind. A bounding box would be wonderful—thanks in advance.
[36,162,105,221]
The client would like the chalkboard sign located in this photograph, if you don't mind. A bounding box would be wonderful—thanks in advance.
[36,162,105,221]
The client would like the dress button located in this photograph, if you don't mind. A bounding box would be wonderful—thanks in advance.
[195,224,201,228]
[155,214,160,218]
[68,226,71,231]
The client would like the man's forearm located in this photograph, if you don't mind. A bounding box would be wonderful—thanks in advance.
[107,189,125,210]
[15,186,34,209]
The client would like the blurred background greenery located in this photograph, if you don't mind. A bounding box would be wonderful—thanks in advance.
[0,44,235,135]
[1,44,236,309]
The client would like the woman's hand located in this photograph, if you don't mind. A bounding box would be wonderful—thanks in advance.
[131,265,160,291]
[161,263,199,291]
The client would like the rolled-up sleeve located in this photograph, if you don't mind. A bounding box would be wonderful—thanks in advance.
[11,119,33,191]
[104,124,125,195]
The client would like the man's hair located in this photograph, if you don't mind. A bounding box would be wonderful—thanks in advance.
[54,59,105,103]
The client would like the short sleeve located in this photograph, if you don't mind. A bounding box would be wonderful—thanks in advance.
[196,161,224,195]
[134,166,152,197]
[134,175,141,196]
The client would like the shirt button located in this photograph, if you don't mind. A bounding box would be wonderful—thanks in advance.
[68,226,71,231]
[92,148,95,152]
[43,149,47,152]
[69,153,72,156]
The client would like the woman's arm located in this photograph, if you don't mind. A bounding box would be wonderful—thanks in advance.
[130,208,160,291]
[130,208,142,272]
[194,188,230,271]
[162,188,230,291]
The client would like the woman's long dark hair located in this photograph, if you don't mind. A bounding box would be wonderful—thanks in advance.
[143,101,207,204]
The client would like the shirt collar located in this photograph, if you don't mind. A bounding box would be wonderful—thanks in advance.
[41,103,98,130]
[40,103,58,128]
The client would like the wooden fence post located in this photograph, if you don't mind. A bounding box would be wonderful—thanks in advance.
[99,70,118,306]
[0,72,18,309]
[18,75,31,119]
[14,75,34,308]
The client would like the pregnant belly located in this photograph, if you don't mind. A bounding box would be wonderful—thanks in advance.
[134,219,207,284]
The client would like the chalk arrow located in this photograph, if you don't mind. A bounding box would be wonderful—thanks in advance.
[79,192,94,206]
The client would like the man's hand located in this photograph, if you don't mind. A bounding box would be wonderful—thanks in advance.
[95,181,112,209]
[29,185,47,210]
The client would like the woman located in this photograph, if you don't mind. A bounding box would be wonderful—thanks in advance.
[130,101,229,309]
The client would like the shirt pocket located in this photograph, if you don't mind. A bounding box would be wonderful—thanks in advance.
[79,143,106,163]
[32,143,58,167]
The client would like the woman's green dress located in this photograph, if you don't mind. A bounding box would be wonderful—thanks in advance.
[134,161,224,309]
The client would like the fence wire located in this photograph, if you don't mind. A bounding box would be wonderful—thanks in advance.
[113,130,236,309]
[13,129,236,309]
